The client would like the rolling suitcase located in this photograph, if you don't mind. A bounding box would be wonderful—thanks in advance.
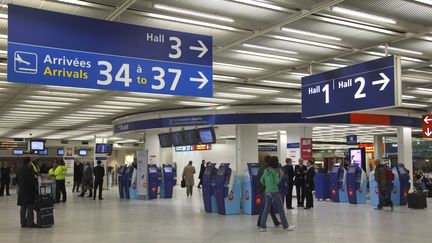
[408,192,427,209]
[35,186,55,228]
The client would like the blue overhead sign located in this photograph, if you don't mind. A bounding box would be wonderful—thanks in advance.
[346,135,358,145]
[7,5,212,97]
[301,56,401,118]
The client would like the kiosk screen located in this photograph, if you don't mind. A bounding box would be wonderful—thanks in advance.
[164,167,172,173]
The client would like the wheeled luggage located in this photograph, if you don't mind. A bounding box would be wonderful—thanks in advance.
[34,186,55,228]
[408,192,427,209]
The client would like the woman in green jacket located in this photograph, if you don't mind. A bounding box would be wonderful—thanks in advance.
[260,156,295,232]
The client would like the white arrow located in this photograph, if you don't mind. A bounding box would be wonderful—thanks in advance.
[189,40,208,58]
[424,116,432,124]
[425,127,432,137]
[372,72,390,91]
[190,71,208,89]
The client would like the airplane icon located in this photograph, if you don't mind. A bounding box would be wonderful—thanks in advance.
[14,51,37,74]
[15,53,31,65]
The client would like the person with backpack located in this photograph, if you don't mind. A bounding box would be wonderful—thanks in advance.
[374,160,393,211]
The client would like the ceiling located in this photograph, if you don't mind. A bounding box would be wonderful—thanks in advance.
[1,0,432,144]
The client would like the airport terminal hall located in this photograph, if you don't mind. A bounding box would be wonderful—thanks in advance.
[2,0,432,242]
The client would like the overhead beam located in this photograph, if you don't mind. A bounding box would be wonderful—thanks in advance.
[105,0,136,21]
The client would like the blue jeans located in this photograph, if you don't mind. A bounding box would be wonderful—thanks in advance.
[260,192,289,229]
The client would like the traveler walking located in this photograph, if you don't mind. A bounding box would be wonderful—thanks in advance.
[79,162,93,198]
[93,160,105,200]
[17,157,38,228]
[1,162,11,196]
[72,160,83,193]
[197,160,205,189]
[375,160,394,211]
[182,161,196,197]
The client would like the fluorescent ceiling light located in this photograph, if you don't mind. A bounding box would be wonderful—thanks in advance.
[24,100,72,106]
[416,87,432,93]
[333,58,354,62]
[262,80,301,88]
[0,63,6,66]
[281,27,341,41]
[0,50,7,55]
[0,34,7,39]
[0,13,7,19]
[28,95,80,102]
[268,35,348,50]
[12,107,57,112]
[214,62,266,71]
[68,113,107,118]
[92,105,135,110]
[111,96,159,102]
[400,56,424,63]
[273,97,301,103]
[415,0,432,6]
[196,97,236,103]
[318,16,395,35]
[47,86,101,92]
[103,101,147,107]
[321,63,347,68]
[232,0,288,12]
[7,110,51,115]
[146,12,240,32]
[129,92,174,98]
[242,43,298,55]
[377,45,423,55]
[82,108,123,113]
[213,74,241,81]
[16,104,64,109]
[236,86,280,94]
[0,4,7,8]
[177,101,218,106]
[234,49,300,61]
[36,91,91,97]
[153,4,234,22]
[408,69,432,74]
[332,7,396,24]
[402,95,416,100]
[57,0,91,6]
[62,116,98,120]
[258,131,277,135]
[214,92,257,99]
[287,72,308,77]
[402,102,428,108]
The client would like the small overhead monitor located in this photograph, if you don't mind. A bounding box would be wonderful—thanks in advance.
[171,131,186,146]
[13,150,24,155]
[30,140,45,151]
[95,144,113,154]
[198,127,216,144]
[38,149,48,155]
[183,129,199,145]
[57,149,64,156]
[158,133,173,148]
[79,149,87,156]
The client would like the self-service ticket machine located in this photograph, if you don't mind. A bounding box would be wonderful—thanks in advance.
[314,173,330,201]
[241,163,262,215]
[118,165,126,199]
[160,164,174,198]
[215,163,241,215]
[128,164,139,199]
[202,163,218,213]
[393,164,410,206]
[346,164,367,204]
[148,164,161,200]
[329,165,348,203]
[124,165,133,199]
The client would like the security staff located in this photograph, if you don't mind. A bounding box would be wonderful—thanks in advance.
[54,160,67,203]
[304,161,315,209]
[93,160,105,200]
[294,159,307,207]
[282,158,295,209]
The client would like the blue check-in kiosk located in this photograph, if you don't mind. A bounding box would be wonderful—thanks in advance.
[329,165,348,203]
[393,164,410,206]
[215,163,241,215]
[241,163,262,215]
[118,165,126,199]
[160,164,174,198]
[202,163,218,213]
[346,164,367,204]
[148,164,161,200]
[128,164,139,199]
[124,165,133,199]
[314,173,330,200]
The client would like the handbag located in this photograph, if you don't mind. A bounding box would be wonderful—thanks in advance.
[181,179,186,188]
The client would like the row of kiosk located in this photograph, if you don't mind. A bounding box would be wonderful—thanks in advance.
[117,164,176,200]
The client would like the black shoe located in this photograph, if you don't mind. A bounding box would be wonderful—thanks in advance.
[21,225,27,228]
[287,207,294,210]
[27,223,37,228]
[99,198,104,200]
[78,194,84,197]
[304,207,311,210]
[6,194,11,196]
[61,200,66,203]
[93,198,96,200]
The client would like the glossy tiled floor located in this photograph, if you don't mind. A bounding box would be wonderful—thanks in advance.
[0,187,431,243]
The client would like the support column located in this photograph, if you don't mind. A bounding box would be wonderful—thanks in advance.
[236,124,258,175]
[277,131,288,162]
[397,127,414,192]
[286,126,313,163]
[144,130,161,165]
[373,135,383,161]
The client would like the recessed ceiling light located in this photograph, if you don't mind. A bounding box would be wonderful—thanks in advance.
[177,101,218,106]
[103,101,148,107]
[213,74,241,81]
[402,102,428,108]
[57,0,92,6]
[273,97,301,103]
[232,0,289,12]
[317,16,396,35]
[24,100,72,106]
[17,104,65,109]
[281,27,342,41]
[415,0,432,6]
[261,80,301,88]
[92,105,135,110]
[268,35,348,50]
[0,13,7,19]
[320,63,347,68]
[377,45,423,55]
[402,95,416,99]
[196,97,236,103]
[153,4,234,22]
[233,49,300,62]
[287,72,309,77]
[214,62,266,71]
[214,92,257,99]
[332,7,396,24]
[29,95,80,102]
[242,43,298,55]
[236,86,280,94]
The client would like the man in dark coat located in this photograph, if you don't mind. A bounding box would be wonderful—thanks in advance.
[79,162,93,198]
[282,158,295,209]
[17,157,38,228]
[295,159,307,207]
[197,160,206,189]
[375,160,393,210]
[93,160,105,200]
[1,162,11,196]
[72,160,83,193]
[304,161,315,209]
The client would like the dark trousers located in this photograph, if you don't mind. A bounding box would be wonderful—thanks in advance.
[80,188,92,197]
[55,179,66,203]
[94,180,103,199]
[72,180,81,192]
[0,180,10,196]
[197,179,202,188]
[305,186,313,208]
[20,204,34,227]
[285,183,294,209]
[257,202,280,227]
[378,185,393,208]
[186,186,193,196]
[296,181,305,206]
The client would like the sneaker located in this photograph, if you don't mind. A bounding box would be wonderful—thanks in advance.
[259,228,267,232]
[285,226,295,231]
[275,223,282,228]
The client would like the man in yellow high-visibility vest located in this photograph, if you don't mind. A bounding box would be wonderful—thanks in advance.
[54,160,67,203]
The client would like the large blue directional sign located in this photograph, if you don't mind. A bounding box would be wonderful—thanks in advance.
[7,5,212,97]
[301,56,401,118]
